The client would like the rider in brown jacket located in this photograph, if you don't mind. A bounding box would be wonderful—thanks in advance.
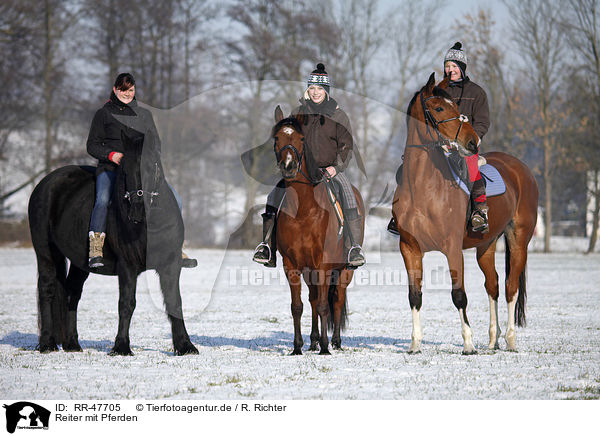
[388,42,491,235]
[443,42,490,233]
[252,63,365,268]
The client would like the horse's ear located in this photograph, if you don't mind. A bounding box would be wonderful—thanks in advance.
[274,105,284,123]
[425,72,436,95]
[438,74,450,90]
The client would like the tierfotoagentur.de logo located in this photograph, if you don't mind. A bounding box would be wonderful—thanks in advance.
[3,402,50,433]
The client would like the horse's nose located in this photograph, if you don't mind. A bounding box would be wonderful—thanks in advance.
[468,139,479,154]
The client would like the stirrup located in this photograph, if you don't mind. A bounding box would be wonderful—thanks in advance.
[387,217,400,236]
[252,242,271,264]
[471,210,489,234]
[347,245,366,268]
[182,253,197,268]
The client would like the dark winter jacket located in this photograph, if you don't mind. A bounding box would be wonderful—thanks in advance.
[86,92,161,175]
[446,76,490,141]
[291,97,354,173]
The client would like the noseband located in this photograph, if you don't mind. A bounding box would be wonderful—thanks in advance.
[417,91,472,154]
[274,135,315,184]
[123,163,161,206]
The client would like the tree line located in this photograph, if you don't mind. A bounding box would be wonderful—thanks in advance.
[0,0,598,252]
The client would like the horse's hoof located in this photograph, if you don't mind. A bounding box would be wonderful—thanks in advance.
[462,349,478,355]
[407,349,421,355]
[175,343,199,355]
[290,349,303,356]
[109,346,134,356]
[38,342,59,353]
[319,349,331,355]
[332,342,342,350]
[308,344,319,352]
[63,342,83,352]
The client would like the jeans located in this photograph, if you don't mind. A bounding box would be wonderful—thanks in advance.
[89,171,116,233]
[89,171,183,233]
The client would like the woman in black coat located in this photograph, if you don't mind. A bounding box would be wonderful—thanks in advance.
[86,73,196,268]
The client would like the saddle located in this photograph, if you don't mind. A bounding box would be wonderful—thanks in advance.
[443,151,506,198]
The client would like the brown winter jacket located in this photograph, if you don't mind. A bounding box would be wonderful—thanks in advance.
[292,97,354,172]
[445,77,490,141]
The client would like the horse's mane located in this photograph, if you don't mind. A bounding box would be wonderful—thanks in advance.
[406,85,453,127]
[273,117,323,184]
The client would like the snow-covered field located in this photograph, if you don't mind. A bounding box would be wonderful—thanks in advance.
[1,245,599,400]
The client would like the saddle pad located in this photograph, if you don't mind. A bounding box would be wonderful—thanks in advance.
[445,155,506,197]
[480,164,506,197]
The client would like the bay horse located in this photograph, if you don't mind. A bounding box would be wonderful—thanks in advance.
[272,106,365,355]
[28,132,198,356]
[392,73,538,354]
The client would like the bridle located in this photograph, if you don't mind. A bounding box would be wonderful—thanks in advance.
[123,162,161,206]
[274,133,316,185]
[412,90,473,155]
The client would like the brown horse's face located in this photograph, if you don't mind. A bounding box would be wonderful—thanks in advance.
[415,74,480,152]
[274,124,305,180]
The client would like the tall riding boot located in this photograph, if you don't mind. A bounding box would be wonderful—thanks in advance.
[88,231,106,268]
[470,177,489,233]
[252,213,277,267]
[346,217,366,268]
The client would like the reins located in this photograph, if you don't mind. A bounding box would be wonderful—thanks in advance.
[275,137,319,186]
[410,90,474,156]
[123,162,161,206]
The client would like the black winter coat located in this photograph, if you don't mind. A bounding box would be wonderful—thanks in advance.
[86,92,161,175]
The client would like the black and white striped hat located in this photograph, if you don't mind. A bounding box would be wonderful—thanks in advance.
[307,63,330,93]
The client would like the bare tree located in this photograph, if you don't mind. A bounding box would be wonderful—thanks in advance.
[225,0,340,246]
[560,0,600,252]
[364,0,444,206]
[504,0,566,252]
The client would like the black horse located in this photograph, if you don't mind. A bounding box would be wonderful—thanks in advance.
[28,132,198,356]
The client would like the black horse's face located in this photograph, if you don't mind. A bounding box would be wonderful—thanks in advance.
[120,134,146,224]
[274,124,304,180]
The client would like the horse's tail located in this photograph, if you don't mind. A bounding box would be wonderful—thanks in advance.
[504,225,527,327]
[327,271,348,332]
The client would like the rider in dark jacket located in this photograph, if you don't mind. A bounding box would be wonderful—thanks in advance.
[86,73,196,268]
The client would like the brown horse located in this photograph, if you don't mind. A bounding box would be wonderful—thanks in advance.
[271,106,365,355]
[392,73,538,354]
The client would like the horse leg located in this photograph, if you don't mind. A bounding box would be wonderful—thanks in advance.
[446,249,476,355]
[62,265,89,352]
[400,238,424,354]
[476,240,501,350]
[331,269,351,350]
[157,262,198,355]
[35,246,65,353]
[504,224,530,352]
[284,262,303,355]
[304,271,320,351]
[316,270,331,355]
[110,264,138,356]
